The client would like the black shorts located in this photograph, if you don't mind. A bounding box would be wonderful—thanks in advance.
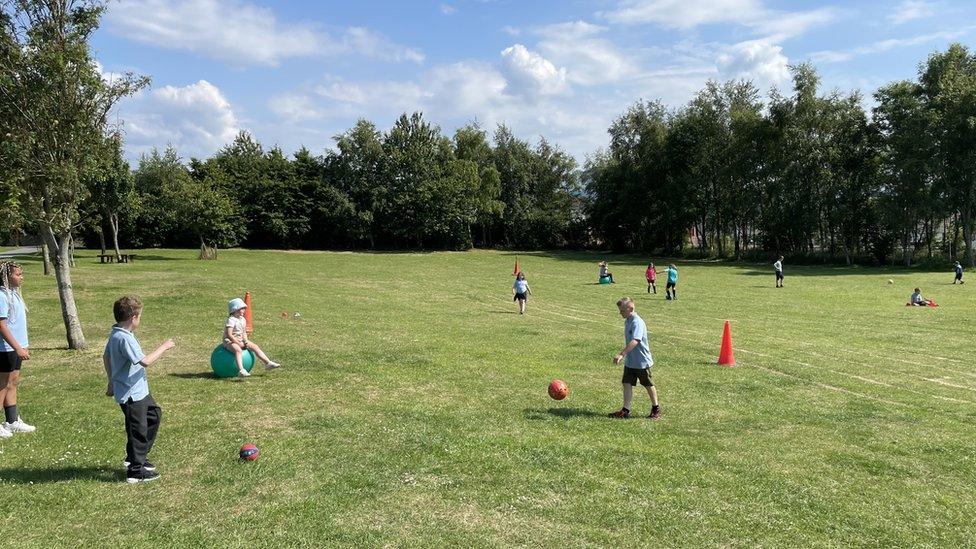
[0,350,22,373]
[621,367,653,387]
[955,272,963,280]
[666,281,676,290]
[776,271,784,280]
[514,292,527,301]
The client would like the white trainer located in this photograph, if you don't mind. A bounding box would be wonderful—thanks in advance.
[265,362,281,370]
[0,423,12,438]
[237,369,251,378]
[4,418,36,433]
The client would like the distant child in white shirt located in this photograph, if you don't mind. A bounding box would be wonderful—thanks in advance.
[910,288,928,306]
[224,298,280,377]
[774,256,784,288]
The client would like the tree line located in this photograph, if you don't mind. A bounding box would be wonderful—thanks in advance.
[104,114,582,253]
[588,47,976,267]
[68,45,976,270]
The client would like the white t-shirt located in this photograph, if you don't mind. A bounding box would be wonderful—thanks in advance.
[773,260,783,272]
[224,316,247,342]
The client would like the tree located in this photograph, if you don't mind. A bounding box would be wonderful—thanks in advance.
[919,43,976,267]
[0,0,149,349]
[83,136,134,260]
[454,123,503,247]
[381,112,453,247]
[329,120,385,248]
[874,81,934,265]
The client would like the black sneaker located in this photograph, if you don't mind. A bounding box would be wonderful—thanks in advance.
[126,469,161,484]
[124,460,156,472]
[608,408,630,419]
[649,406,662,420]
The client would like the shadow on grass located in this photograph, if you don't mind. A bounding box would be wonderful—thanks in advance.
[0,466,122,484]
[119,254,184,262]
[169,372,217,380]
[489,310,518,315]
[523,407,605,420]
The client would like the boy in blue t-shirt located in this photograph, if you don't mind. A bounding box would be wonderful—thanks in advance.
[0,261,34,438]
[103,296,175,483]
[609,298,661,419]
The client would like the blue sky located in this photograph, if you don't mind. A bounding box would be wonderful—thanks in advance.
[93,0,976,164]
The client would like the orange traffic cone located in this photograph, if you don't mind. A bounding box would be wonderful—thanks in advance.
[244,291,254,334]
[718,320,735,366]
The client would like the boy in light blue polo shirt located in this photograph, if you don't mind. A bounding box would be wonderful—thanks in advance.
[610,298,661,419]
[103,295,175,483]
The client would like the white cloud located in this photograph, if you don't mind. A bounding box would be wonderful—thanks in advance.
[268,94,325,122]
[717,39,790,86]
[500,44,569,96]
[809,27,974,63]
[342,28,425,64]
[116,80,239,160]
[535,21,637,85]
[888,0,938,24]
[440,4,457,15]
[601,0,763,28]
[599,0,836,40]
[106,0,423,66]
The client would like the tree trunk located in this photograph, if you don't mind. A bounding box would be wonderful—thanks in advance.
[68,234,75,267]
[109,213,122,261]
[41,236,51,275]
[41,225,86,350]
[98,227,106,256]
[962,208,975,268]
[902,231,912,267]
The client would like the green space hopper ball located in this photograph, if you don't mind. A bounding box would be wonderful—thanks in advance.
[210,345,256,378]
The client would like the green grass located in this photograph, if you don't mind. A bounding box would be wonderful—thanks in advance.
[1,249,975,547]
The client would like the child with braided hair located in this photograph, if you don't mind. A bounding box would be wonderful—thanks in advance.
[0,261,35,438]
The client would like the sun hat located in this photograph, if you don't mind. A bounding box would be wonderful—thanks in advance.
[228,297,247,314]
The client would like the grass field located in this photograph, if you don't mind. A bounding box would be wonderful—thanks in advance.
[1,249,975,547]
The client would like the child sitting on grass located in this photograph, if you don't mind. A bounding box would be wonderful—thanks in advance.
[909,288,932,307]
[224,298,280,378]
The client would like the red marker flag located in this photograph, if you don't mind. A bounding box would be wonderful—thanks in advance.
[514,256,520,276]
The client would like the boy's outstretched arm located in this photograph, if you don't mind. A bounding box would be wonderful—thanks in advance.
[140,339,176,367]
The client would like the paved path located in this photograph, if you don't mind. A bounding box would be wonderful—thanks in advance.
[0,246,40,258]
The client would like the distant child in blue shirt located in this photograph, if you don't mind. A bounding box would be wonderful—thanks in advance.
[0,261,35,438]
[609,298,661,419]
[953,262,964,284]
[103,295,175,483]
[512,272,531,315]
[665,264,679,300]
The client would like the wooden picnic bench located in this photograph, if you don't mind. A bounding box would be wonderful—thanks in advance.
[98,253,137,264]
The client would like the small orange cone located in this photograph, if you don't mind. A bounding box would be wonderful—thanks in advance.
[718,320,735,366]
[244,291,254,334]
